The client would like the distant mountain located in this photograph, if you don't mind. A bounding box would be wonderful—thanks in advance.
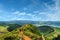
[0,20,60,27]
[40,21,60,28]
[0,20,40,25]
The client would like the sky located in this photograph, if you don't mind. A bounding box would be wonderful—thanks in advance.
[0,0,60,21]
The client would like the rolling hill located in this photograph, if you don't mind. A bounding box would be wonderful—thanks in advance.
[0,21,60,40]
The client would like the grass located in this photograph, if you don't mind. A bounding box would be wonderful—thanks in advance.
[0,24,60,40]
[0,26,8,32]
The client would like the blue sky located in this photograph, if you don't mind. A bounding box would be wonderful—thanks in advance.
[0,0,60,21]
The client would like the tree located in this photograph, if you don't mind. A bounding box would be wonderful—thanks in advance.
[7,24,21,32]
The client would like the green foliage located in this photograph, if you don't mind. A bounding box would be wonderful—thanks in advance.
[0,26,8,32]
[22,24,41,35]
[7,24,21,32]
[37,26,54,35]
[19,24,41,40]
[2,30,20,40]
[4,36,20,40]
[4,36,15,40]
[44,27,60,40]
[0,23,60,40]
[54,27,60,34]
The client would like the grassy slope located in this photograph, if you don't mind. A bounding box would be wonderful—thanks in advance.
[45,27,60,40]
[0,24,60,40]
[0,24,42,40]
[0,26,8,32]
[0,26,9,39]
[18,24,41,40]
[54,27,60,34]
[37,26,54,35]
[37,25,60,40]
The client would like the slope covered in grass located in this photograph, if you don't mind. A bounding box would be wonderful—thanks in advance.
[0,26,8,32]
[37,25,54,35]
[0,23,60,40]
[18,24,42,40]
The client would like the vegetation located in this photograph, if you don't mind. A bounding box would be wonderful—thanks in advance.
[7,24,21,32]
[0,23,60,40]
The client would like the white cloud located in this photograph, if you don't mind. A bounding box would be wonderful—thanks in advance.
[26,13,37,19]
[27,14,32,16]
[11,0,60,21]
[12,0,60,21]
[18,12,26,16]
[12,11,26,16]
[12,11,20,14]
[12,11,37,17]
[35,0,60,21]
[11,17,42,21]
[10,17,30,20]
[47,0,60,21]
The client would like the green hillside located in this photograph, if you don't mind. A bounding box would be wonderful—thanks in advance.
[37,26,54,35]
[0,24,42,40]
[18,24,42,40]
[0,24,60,40]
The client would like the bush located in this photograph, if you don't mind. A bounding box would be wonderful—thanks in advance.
[7,24,21,32]
[4,36,15,40]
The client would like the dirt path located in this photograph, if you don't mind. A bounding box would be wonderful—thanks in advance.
[19,31,32,40]
[23,35,32,40]
[19,30,43,40]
